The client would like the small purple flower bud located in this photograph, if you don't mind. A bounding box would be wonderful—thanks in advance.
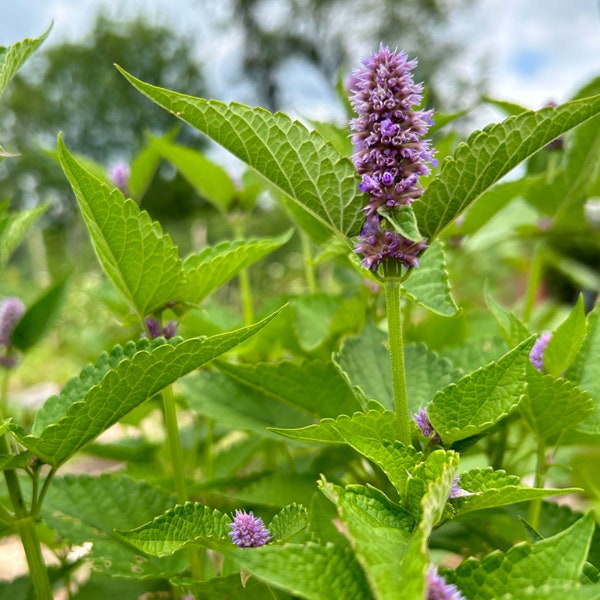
[449,477,472,499]
[229,510,270,548]
[145,317,162,339]
[109,161,130,195]
[529,331,551,372]
[162,320,178,339]
[0,297,25,347]
[414,408,441,443]
[426,567,465,600]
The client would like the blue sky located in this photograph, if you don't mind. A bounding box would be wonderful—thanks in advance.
[1,0,599,123]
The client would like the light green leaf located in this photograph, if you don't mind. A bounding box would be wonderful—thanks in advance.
[319,480,413,600]
[381,205,423,242]
[183,230,293,304]
[115,502,232,557]
[11,273,70,352]
[544,294,587,378]
[0,201,49,268]
[521,370,593,442]
[485,284,531,347]
[150,136,237,213]
[428,337,533,444]
[58,134,184,317]
[567,302,600,434]
[499,583,600,600]
[402,240,459,316]
[271,409,398,445]
[414,94,600,239]
[0,25,51,99]
[399,450,459,599]
[224,541,374,600]
[451,467,581,516]
[22,309,282,466]
[267,504,309,542]
[453,512,595,599]
[116,66,364,244]
[216,357,361,419]
[41,473,182,578]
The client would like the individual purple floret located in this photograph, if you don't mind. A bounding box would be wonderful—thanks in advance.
[529,331,551,372]
[426,567,465,600]
[0,297,25,347]
[109,161,130,195]
[449,476,472,499]
[414,408,441,444]
[229,510,270,548]
[348,44,435,273]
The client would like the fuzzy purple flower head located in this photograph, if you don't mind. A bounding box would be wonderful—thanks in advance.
[449,476,472,499]
[109,161,130,195]
[529,331,551,372]
[427,567,465,600]
[349,44,436,273]
[0,297,25,348]
[414,408,441,444]
[144,317,178,340]
[229,510,270,548]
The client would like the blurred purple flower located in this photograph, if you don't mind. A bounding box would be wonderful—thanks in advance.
[348,44,435,273]
[414,408,441,444]
[0,297,25,347]
[229,510,270,548]
[529,331,551,372]
[109,161,130,195]
[427,567,465,600]
[449,477,472,499]
[144,317,178,340]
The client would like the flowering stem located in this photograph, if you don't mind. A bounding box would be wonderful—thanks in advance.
[161,385,187,504]
[384,278,411,445]
[523,243,543,325]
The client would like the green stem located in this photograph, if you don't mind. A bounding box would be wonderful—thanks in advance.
[238,267,255,326]
[1,368,10,418]
[528,438,547,530]
[384,278,411,445]
[300,231,317,294]
[161,386,187,504]
[523,243,543,325]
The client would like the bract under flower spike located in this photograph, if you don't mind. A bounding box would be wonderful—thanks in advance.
[349,44,436,272]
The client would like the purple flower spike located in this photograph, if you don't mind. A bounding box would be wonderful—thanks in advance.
[0,297,25,347]
[144,317,179,340]
[229,510,270,548]
[529,331,552,372]
[414,408,441,444]
[349,44,435,273]
[426,567,465,600]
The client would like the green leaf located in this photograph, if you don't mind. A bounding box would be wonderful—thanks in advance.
[544,295,587,377]
[183,231,293,304]
[216,358,361,419]
[58,134,184,317]
[428,337,533,444]
[451,467,581,516]
[401,240,459,316]
[224,542,374,600]
[116,502,232,557]
[41,473,181,579]
[11,273,70,352]
[381,205,423,242]
[22,309,282,466]
[0,25,51,99]
[150,136,237,213]
[116,66,365,244]
[319,480,413,600]
[453,512,595,599]
[0,202,49,268]
[499,584,600,600]
[521,370,593,442]
[267,503,309,543]
[567,303,600,434]
[485,284,531,347]
[414,94,600,239]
